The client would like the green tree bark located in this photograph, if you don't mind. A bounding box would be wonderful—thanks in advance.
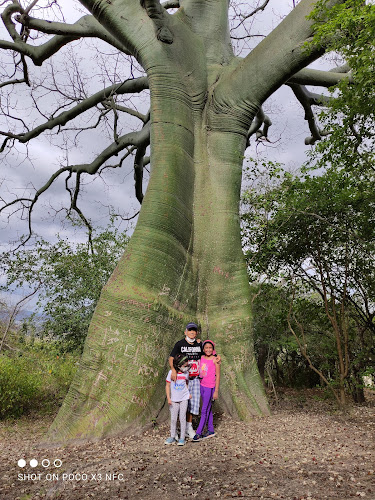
[48,0,343,439]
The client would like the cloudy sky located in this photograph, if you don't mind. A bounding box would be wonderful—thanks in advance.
[0,0,329,303]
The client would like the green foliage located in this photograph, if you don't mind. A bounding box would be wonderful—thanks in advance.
[242,158,375,399]
[307,0,375,176]
[1,224,129,351]
[0,355,40,418]
[250,282,337,389]
[246,1,375,392]
[243,160,375,293]
[0,338,78,419]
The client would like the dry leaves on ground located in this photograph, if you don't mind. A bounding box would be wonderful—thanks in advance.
[0,389,374,500]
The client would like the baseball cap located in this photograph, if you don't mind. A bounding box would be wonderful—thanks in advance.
[186,322,198,331]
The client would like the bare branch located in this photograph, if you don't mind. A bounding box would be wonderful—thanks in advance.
[20,53,30,85]
[231,0,271,32]
[1,123,150,244]
[72,122,150,175]
[98,146,137,173]
[243,0,271,19]
[0,283,42,352]
[247,107,272,142]
[133,122,151,203]
[23,0,39,16]
[0,77,26,88]
[0,77,149,145]
[69,172,94,253]
[287,83,330,145]
[102,101,148,123]
[101,204,140,222]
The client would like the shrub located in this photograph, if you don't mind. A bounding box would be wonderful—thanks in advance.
[0,355,41,418]
[0,340,79,419]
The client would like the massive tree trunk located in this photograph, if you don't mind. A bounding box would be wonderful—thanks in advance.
[49,0,329,440]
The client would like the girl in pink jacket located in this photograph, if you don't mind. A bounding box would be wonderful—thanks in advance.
[192,340,221,441]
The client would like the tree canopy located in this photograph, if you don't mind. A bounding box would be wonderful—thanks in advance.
[0,0,357,241]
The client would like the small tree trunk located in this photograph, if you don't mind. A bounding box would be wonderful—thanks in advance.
[257,344,268,385]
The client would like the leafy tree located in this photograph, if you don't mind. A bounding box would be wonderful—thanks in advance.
[0,0,370,438]
[251,283,331,391]
[1,225,129,351]
[243,0,375,402]
[242,162,375,405]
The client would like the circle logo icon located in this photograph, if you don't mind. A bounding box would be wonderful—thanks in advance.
[18,459,26,468]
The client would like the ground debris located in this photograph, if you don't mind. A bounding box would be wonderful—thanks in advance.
[0,389,374,499]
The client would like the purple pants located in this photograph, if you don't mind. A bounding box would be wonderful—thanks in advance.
[196,385,215,435]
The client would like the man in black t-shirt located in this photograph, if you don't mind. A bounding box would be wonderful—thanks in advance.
[169,322,203,439]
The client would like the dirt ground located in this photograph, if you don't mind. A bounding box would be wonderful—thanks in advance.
[0,389,374,500]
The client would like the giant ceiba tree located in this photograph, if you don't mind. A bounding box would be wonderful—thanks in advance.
[0,0,355,439]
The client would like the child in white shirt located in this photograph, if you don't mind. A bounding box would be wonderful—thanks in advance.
[165,354,191,446]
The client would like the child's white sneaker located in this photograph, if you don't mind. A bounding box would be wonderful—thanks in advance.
[186,427,196,439]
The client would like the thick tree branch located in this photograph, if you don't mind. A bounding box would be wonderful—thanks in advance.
[16,14,132,54]
[71,123,150,175]
[1,2,23,42]
[140,0,173,44]
[213,0,346,128]
[79,0,155,59]
[329,63,350,73]
[287,68,353,87]
[0,2,83,64]
[0,33,80,66]
[102,100,148,123]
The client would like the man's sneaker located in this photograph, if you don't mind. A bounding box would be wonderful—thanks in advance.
[203,430,216,439]
[177,438,186,446]
[192,433,203,442]
[164,436,176,445]
[186,427,196,439]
